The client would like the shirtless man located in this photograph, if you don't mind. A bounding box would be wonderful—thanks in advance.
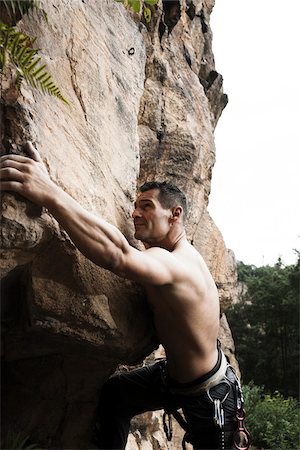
[0,143,244,450]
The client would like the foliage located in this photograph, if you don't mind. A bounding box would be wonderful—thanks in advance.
[0,1,68,104]
[0,23,69,103]
[114,0,158,23]
[227,256,299,398]
[2,0,47,23]
[2,431,41,449]
[243,383,300,450]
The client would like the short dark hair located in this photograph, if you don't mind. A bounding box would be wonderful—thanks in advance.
[139,181,188,220]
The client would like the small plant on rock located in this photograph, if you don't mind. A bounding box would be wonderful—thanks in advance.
[0,0,69,104]
[2,431,42,450]
[0,23,68,103]
[115,0,158,23]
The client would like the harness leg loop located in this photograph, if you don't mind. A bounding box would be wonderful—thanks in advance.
[163,411,173,441]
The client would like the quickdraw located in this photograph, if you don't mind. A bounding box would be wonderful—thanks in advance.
[232,408,250,450]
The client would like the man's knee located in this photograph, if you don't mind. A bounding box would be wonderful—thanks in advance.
[98,374,133,418]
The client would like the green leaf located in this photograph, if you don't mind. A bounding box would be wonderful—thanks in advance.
[31,63,46,77]
[26,58,42,75]
[3,430,42,449]
[144,0,158,5]
[2,0,47,23]
[19,48,39,67]
[15,40,30,61]
[4,0,16,20]
[10,32,22,56]
[38,73,51,84]
[143,6,151,23]
[115,0,155,21]
[35,71,49,82]
[131,0,141,13]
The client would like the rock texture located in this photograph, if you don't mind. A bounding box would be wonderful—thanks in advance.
[1,0,237,448]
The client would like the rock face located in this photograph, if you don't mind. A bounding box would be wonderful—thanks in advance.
[1,0,237,448]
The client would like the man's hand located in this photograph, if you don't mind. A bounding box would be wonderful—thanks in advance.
[0,141,58,207]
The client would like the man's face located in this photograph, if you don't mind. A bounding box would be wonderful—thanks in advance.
[132,189,172,244]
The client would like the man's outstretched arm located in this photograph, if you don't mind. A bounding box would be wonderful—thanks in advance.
[0,142,136,270]
[0,142,177,284]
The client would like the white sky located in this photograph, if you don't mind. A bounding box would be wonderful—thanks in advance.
[208,0,300,267]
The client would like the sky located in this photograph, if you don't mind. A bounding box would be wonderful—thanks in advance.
[208,0,300,267]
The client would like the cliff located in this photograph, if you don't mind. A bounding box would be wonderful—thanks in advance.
[0,1,238,448]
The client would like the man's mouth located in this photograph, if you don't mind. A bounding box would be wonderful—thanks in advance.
[134,222,145,228]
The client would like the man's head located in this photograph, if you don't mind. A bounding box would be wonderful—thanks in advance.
[139,181,188,221]
[132,181,188,246]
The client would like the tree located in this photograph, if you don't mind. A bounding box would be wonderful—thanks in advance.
[243,383,300,450]
[227,255,299,398]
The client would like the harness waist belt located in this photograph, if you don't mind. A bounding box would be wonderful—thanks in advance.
[169,350,229,397]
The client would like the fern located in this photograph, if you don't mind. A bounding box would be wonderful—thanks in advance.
[2,0,48,23]
[0,22,69,104]
[2,430,41,449]
[115,0,158,23]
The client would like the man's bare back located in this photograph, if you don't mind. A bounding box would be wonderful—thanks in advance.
[145,239,220,383]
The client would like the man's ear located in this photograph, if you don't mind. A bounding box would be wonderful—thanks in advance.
[171,206,183,221]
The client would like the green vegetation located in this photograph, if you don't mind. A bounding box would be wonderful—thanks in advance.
[0,23,68,103]
[0,0,68,103]
[227,256,299,398]
[114,0,158,23]
[227,254,300,449]
[2,431,41,449]
[2,0,47,23]
[243,383,300,450]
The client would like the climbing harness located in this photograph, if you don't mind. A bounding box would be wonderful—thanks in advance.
[161,350,250,450]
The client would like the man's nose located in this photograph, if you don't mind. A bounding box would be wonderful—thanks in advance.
[132,208,142,219]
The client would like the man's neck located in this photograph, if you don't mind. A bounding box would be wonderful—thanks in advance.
[143,227,187,252]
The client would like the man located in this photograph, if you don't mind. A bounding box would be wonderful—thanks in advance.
[0,142,246,450]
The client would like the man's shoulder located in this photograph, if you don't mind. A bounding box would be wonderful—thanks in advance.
[145,241,202,274]
[144,246,175,259]
[142,245,186,271]
[144,239,194,258]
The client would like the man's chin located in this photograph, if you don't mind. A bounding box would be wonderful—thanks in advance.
[134,230,150,245]
[134,230,144,240]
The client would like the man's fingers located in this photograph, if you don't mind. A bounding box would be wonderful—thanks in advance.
[0,154,32,164]
[0,180,22,193]
[0,142,41,164]
[0,167,24,182]
[23,141,43,163]
[0,159,27,171]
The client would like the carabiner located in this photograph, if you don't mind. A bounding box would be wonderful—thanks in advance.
[232,408,250,450]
